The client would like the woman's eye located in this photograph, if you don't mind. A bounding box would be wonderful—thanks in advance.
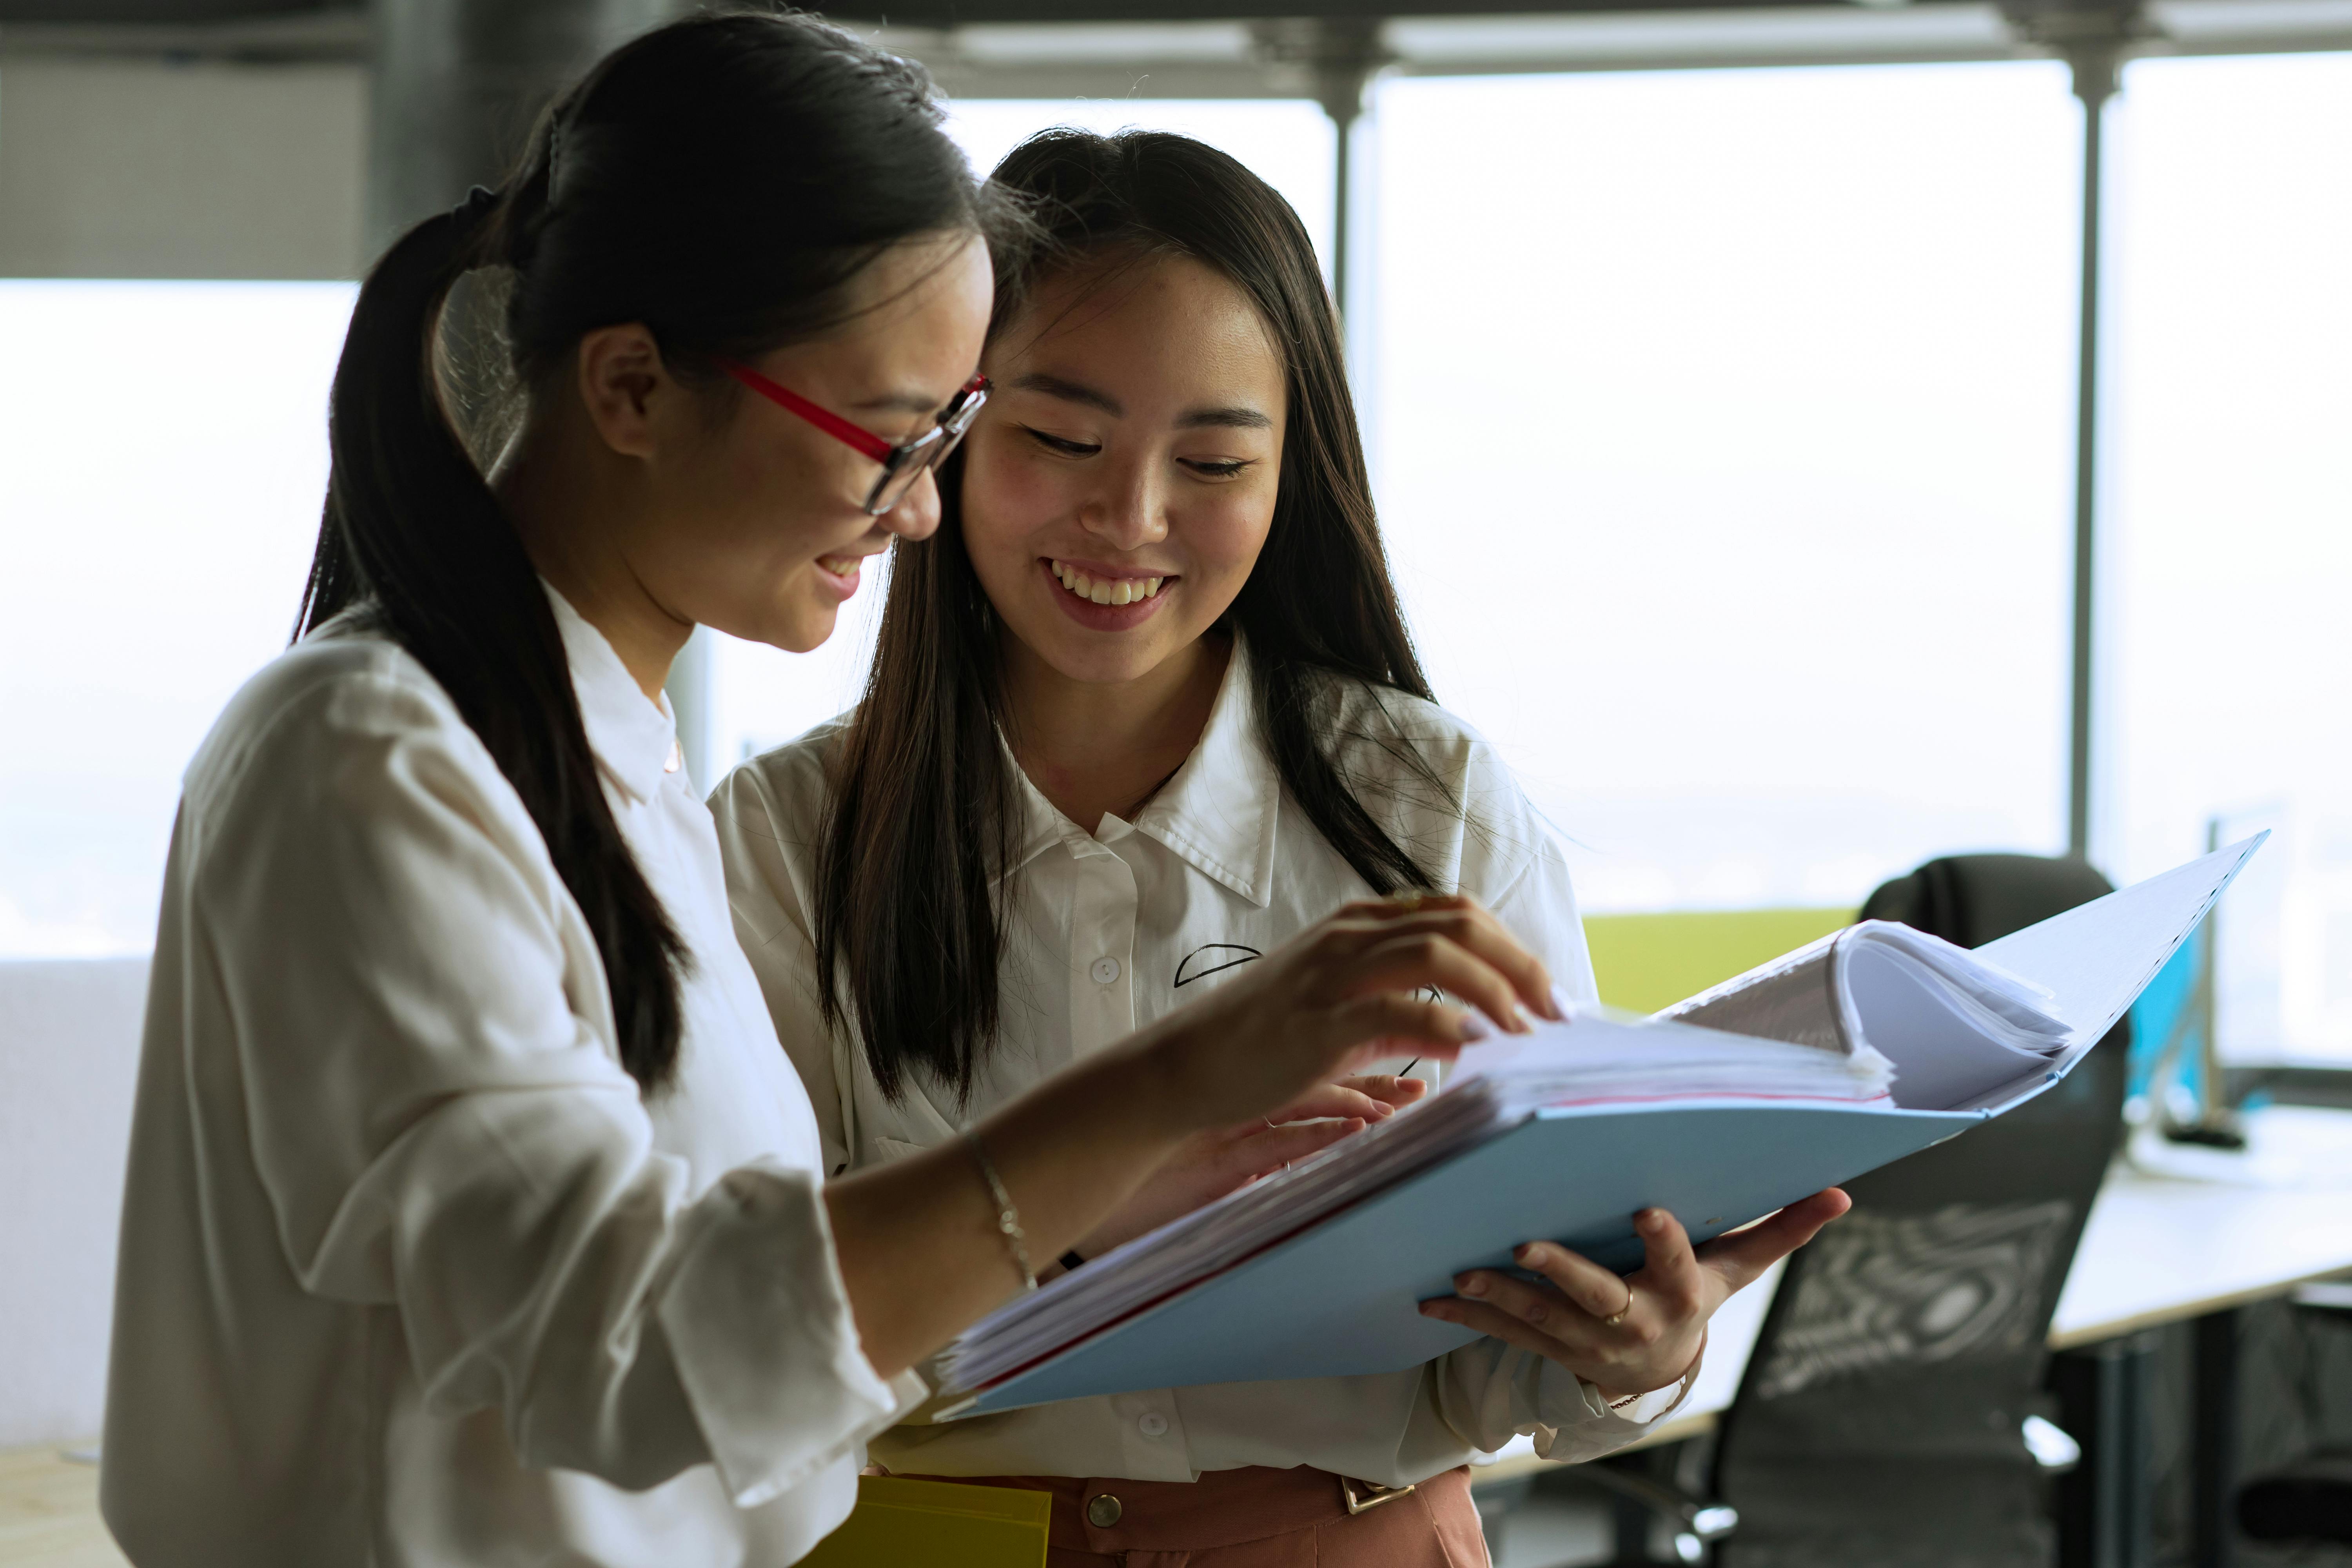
[1023,427,1099,457]
[1182,458,1253,479]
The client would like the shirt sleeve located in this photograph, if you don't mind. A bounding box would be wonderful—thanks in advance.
[1430,1336,1702,1461]
[195,666,906,1506]
[706,751,856,1180]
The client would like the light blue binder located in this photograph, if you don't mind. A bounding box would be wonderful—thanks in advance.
[947,837,2263,1418]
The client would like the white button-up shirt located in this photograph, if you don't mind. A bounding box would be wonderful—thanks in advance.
[712,645,1690,1489]
[102,589,923,1568]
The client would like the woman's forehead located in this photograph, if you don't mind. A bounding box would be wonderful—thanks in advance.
[995,252,1282,383]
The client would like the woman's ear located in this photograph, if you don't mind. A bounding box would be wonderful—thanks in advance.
[573,323,671,461]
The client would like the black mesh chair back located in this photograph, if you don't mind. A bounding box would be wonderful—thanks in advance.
[1712,854,2131,1568]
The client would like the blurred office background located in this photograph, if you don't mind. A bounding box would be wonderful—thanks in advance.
[1,0,2349,1563]
[4,5,2347,1059]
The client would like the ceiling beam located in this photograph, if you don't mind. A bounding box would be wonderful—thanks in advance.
[5,0,2349,76]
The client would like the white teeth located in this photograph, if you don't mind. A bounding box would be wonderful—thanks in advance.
[1049,560,1166,606]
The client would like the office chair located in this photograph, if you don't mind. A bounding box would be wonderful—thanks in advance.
[1693,855,2130,1568]
[2231,1283,2352,1548]
[2238,1452,2352,1544]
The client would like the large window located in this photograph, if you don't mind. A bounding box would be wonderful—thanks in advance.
[0,281,351,956]
[1373,63,2081,913]
[2108,52,2352,1062]
[7,55,2343,1002]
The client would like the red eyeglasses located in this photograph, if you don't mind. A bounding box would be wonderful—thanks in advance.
[722,360,989,516]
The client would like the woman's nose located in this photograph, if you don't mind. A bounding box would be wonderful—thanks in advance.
[1079,454,1165,549]
[880,468,944,542]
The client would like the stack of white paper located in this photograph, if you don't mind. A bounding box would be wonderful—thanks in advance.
[1669,921,2075,1112]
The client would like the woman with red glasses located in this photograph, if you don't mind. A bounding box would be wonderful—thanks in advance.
[713,130,1851,1567]
[98,19,1555,1568]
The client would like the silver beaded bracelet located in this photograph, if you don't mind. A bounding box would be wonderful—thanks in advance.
[963,1129,1037,1294]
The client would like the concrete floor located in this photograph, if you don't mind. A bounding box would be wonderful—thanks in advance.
[1477,1477,1617,1568]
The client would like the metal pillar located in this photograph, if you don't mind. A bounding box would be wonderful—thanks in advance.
[2065,38,2118,861]
[2192,1308,2241,1568]
[367,0,675,253]
[1329,92,1360,313]
[2053,1330,2160,1568]
[1261,16,1385,319]
[666,628,715,794]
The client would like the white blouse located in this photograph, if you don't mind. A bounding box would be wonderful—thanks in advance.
[712,644,1691,1490]
[102,589,923,1568]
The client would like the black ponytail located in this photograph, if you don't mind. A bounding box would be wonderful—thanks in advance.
[297,12,1000,1091]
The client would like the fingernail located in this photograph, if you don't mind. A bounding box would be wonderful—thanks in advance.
[1456,1274,1487,1298]
[1638,1209,1666,1233]
[1419,1303,1450,1320]
[1459,1014,1491,1042]
[1372,1101,1394,1117]
[1548,985,1574,1020]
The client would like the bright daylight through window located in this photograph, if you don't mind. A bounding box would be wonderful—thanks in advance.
[0,53,2344,1050]
[1376,61,2080,916]
[0,280,352,956]
[2109,51,2352,1062]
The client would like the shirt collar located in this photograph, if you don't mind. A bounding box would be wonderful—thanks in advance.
[542,582,678,806]
[1002,641,1281,909]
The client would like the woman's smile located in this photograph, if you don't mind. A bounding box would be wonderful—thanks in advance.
[813,550,877,601]
[1041,555,1176,630]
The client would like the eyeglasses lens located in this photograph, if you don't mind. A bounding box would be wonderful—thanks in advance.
[863,390,985,515]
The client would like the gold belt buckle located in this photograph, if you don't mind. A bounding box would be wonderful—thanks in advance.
[1339,1475,1417,1516]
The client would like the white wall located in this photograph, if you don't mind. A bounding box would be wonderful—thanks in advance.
[0,57,365,279]
[0,958,149,1447]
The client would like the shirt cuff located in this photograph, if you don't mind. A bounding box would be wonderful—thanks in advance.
[658,1161,922,1508]
[1531,1338,1704,1463]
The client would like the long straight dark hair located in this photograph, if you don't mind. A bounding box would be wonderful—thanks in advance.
[296,11,993,1091]
[816,129,1441,1103]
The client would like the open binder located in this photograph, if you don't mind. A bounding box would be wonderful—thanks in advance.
[938,837,2265,1418]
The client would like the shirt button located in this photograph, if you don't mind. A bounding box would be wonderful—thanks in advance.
[1090,956,1122,985]
[1087,1494,1123,1527]
[1138,1412,1168,1437]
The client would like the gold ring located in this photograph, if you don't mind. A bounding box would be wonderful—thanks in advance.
[1389,893,1426,913]
[1603,1306,1628,1328]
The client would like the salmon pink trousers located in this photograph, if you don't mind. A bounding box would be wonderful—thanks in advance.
[895,1464,1490,1567]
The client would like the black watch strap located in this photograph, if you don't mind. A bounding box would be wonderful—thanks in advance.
[1058,1249,1087,1273]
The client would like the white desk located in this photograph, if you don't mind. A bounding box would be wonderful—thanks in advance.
[2053,1108,2352,1347]
[1473,1106,2352,1492]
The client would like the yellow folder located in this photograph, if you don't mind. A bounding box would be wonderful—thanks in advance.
[800,1475,1051,1568]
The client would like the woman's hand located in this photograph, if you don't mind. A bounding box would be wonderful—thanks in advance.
[827,893,1548,1377]
[1417,1190,1852,1404]
[1069,1075,1429,1261]
[1135,894,1557,1135]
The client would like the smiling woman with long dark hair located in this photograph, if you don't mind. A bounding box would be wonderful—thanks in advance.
[95,29,1566,1566]
[714,128,1847,1567]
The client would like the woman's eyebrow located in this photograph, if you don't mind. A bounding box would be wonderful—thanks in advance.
[1178,406,1274,431]
[851,388,959,416]
[1011,371,1123,416]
